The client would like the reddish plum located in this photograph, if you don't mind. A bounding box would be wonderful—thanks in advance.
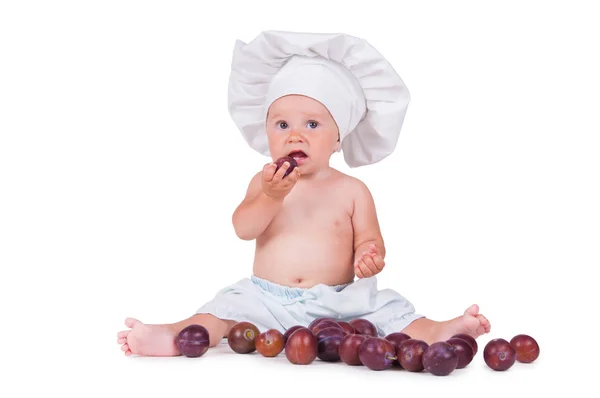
[316,327,346,362]
[349,318,378,337]
[308,317,335,332]
[255,329,285,357]
[274,156,298,178]
[358,337,397,371]
[398,339,429,372]
[452,333,478,356]
[484,338,517,371]
[227,321,260,354]
[339,334,366,366]
[422,342,459,376]
[312,320,343,334]
[285,328,318,365]
[510,334,540,363]
[176,324,210,358]
[385,332,411,366]
[446,337,474,369]
[337,321,356,335]
[283,325,305,344]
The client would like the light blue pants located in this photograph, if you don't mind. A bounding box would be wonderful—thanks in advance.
[196,275,424,337]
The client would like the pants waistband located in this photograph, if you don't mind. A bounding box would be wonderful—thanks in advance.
[250,275,349,299]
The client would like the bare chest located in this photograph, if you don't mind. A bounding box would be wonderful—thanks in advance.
[265,188,353,236]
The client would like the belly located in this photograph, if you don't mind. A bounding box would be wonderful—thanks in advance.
[253,232,355,288]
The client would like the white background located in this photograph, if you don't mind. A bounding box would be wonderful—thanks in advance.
[1,0,597,396]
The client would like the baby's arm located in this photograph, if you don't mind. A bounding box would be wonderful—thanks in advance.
[231,171,284,240]
[351,179,386,263]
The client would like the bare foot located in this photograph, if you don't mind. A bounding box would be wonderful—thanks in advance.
[116,317,180,357]
[432,304,491,342]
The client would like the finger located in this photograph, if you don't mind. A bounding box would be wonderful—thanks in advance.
[354,253,366,268]
[359,260,373,277]
[362,255,379,276]
[373,255,385,271]
[274,161,290,180]
[288,167,301,183]
[263,163,277,182]
[355,262,366,278]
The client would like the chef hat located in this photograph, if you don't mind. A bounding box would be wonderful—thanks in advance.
[227,30,411,167]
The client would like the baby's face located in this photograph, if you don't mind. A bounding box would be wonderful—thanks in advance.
[265,95,339,174]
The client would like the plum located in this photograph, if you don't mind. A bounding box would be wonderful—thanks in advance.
[385,332,411,366]
[307,317,335,332]
[339,334,366,366]
[398,339,429,372]
[510,334,540,363]
[255,329,285,357]
[349,318,378,337]
[358,337,397,371]
[227,321,260,354]
[446,337,475,369]
[285,328,318,365]
[312,320,343,335]
[283,325,305,344]
[274,156,298,178]
[337,321,356,335]
[176,324,210,358]
[484,338,517,371]
[422,341,459,376]
[451,333,478,356]
[316,327,346,362]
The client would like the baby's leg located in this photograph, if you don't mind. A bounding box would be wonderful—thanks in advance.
[401,304,491,344]
[116,314,236,357]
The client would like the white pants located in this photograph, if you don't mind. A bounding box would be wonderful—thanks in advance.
[196,275,424,337]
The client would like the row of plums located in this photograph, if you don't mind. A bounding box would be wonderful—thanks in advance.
[176,317,540,375]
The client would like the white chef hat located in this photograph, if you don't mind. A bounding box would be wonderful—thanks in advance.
[227,30,411,167]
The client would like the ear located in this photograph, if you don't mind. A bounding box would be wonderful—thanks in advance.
[333,132,341,153]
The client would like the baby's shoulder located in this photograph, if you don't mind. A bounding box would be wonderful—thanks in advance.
[329,169,372,198]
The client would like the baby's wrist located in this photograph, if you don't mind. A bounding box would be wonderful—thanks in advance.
[261,190,285,204]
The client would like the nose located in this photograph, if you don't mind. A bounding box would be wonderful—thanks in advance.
[287,130,304,143]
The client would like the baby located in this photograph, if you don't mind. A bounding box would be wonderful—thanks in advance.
[117,31,490,357]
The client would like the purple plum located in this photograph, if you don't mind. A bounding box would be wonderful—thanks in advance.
[339,334,367,366]
[349,318,378,337]
[358,337,397,371]
[422,341,459,376]
[176,324,210,358]
[316,327,346,362]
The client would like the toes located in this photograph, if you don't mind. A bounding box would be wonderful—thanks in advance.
[125,350,132,356]
[476,313,490,326]
[117,337,127,344]
[121,343,129,352]
[117,330,129,339]
[475,314,491,333]
[125,317,140,329]
[464,304,480,316]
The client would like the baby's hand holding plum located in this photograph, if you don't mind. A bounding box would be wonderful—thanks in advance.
[261,159,300,200]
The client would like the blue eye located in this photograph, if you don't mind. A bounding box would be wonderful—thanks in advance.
[307,121,318,129]
[278,121,288,129]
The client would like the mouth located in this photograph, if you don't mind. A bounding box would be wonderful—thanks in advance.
[287,150,308,164]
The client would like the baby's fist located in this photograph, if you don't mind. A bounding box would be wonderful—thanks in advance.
[354,244,385,278]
